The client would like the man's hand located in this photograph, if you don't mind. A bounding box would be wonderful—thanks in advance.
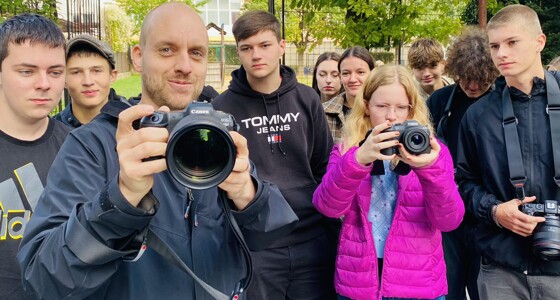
[496,196,546,237]
[116,105,170,207]
[218,131,255,210]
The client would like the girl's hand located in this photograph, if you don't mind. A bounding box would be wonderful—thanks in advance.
[397,135,440,169]
[355,121,399,166]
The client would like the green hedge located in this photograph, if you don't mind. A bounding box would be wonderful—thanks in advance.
[208,44,240,65]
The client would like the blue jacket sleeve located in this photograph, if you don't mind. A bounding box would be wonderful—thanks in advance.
[17,130,157,299]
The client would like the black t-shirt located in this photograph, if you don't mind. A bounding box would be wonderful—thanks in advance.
[0,119,70,299]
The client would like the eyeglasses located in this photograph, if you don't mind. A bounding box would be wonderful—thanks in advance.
[372,104,412,115]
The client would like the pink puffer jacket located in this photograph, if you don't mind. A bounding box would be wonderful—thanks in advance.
[313,142,464,300]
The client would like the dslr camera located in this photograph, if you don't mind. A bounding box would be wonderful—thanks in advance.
[380,120,431,156]
[522,200,560,261]
[140,101,239,190]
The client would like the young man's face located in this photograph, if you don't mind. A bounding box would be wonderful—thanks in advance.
[488,23,545,81]
[132,7,208,110]
[458,78,491,99]
[66,53,117,111]
[237,30,285,81]
[411,61,445,93]
[0,41,65,123]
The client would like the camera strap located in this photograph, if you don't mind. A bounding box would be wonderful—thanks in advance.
[435,85,458,145]
[144,189,252,300]
[502,71,560,200]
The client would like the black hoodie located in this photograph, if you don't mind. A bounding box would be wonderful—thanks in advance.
[213,65,334,248]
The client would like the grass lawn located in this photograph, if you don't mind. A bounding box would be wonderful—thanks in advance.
[111,73,142,98]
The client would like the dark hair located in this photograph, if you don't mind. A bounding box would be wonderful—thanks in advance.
[312,52,341,95]
[338,46,375,73]
[0,13,65,71]
[445,27,499,86]
[233,10,281,43]
[407,38,445,70]
[67,44,115,71]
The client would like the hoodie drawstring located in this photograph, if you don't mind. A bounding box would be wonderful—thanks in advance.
[261,96,275,154]
[275,93,286,156]
[261,94,287,156]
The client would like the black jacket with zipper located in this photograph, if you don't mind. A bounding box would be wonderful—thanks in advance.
[456,73,560,275]
[17,99,297,299]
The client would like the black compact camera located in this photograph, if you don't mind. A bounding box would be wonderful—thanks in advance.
[522,200,560,261]
[140,101,240,190]
[380,120,431,156]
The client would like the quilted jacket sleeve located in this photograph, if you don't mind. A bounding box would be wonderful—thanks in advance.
[413,141,464,232]
[313,145,371,218]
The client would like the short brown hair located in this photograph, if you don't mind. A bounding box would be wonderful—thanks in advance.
[407,38,445,70]
[487,4,542,36]
[445,27,499,85]
[233,10,281,43]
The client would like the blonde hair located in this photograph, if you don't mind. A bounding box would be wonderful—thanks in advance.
[341,64,433,153]
[487,4,542,36]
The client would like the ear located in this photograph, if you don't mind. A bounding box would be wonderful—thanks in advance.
[131,44,143,72]
[536,33,546,52]
[279,39,286,56]
[109,69,118,84]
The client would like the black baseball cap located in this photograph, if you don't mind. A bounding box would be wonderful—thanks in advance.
[67,34,116,69]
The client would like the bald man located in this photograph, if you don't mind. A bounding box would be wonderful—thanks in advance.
[17,3,295,300]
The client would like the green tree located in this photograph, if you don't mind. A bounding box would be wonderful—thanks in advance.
[103,4,134,52]
[0,0,58,22]
[242,0,345,74]
[293,0,468,50]
[115,0,206,36]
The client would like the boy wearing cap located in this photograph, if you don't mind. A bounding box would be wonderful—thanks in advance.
[0,13,70,299]
[55,34,126,127]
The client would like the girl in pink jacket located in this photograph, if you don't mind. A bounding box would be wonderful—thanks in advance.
[313,65,464,300]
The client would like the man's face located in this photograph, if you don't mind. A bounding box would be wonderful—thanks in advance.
[0,41,65,123]
[488,24,545,80]
[237,30,285,81]
[132,9,208,110]
[411,61,445,92]
[458,79,491,99]
[66,53,117,111]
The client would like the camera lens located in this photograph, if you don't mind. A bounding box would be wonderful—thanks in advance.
[167,116,236,189]
[402,128,430,155]
[533,215,560,261]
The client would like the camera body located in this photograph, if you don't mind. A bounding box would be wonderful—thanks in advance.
[380,120,431,156]
[522,200,560,261]
[140,101,239,189]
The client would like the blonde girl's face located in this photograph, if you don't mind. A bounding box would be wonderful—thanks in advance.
[366,82,411,127]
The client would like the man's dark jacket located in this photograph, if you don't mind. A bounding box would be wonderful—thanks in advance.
[17,99,297,299]
[54,88,126,128]
[456,73,560,275]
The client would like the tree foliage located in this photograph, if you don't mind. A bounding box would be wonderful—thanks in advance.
[0,0,59,23]
[292,0,468,50]
[242,0,345,72]
[115,0,206,35]
[103,4,134,52]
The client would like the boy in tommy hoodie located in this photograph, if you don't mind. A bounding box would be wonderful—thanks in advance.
[212,10,336,300]
[313,65,464,300]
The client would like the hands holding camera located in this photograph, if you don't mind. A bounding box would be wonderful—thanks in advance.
[116,104,255,210]
[495,196,546,237]
[355,121,440,169]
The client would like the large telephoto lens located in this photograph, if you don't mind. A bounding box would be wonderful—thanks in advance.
[167,116,236,189]
[533,215,560,261]
[402,128,430,155]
